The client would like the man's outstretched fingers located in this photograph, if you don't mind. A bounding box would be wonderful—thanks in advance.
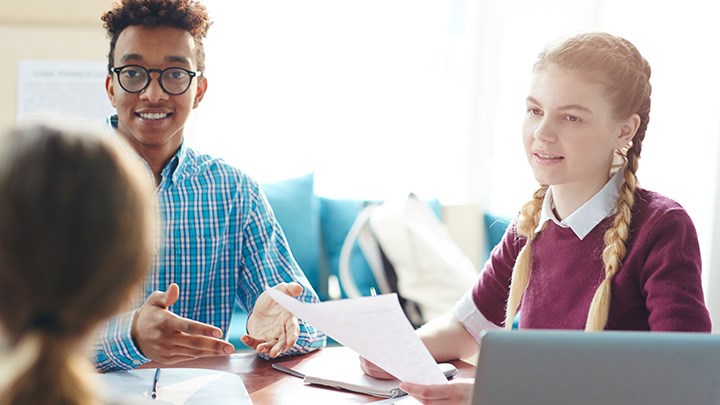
[172,316,224,338]
[269,338,287,357]
[173,333,235,355]
[132,283,236,363]
[285,317,300,347]
[241,335,262,351]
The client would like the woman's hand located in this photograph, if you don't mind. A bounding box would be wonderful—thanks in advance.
[399,378,475,404]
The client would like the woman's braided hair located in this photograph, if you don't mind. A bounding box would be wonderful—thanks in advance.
[504,32,652,331]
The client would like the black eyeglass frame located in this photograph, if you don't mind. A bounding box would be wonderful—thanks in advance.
[110,64,203,96]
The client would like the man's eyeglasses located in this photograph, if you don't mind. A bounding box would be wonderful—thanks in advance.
[110,65,202,96]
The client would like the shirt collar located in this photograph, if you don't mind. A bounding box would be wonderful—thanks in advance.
[106,114,118,132]
[160,142,187,186]
[535,167,625,240]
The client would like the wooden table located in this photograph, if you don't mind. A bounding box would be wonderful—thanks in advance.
[143,346,475,404]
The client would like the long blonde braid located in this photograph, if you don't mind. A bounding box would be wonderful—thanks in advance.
[504,185,548,329]
[586,132,646,330]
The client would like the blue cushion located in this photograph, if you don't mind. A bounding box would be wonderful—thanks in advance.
[483,212,511,260]
[262,173,324,299]
[229,173,323,350]
[319,197,442,298]
[227,311,249,349]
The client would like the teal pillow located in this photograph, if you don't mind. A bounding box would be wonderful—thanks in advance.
[230,173,322,349]
[319,197,442,298]
[262,173,324,299]
[483,212,511,260]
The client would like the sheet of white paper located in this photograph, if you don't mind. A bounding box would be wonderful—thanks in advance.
[92,368,252,404]
[268,290,446,385]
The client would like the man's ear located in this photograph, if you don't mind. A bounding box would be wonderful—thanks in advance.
[105,74,117,108]
[193,76,207,109]
[618,113,641,147]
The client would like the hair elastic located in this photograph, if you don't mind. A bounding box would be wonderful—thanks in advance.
[23,313,64,334]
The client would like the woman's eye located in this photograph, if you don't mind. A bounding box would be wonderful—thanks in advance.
[565,115,580,122]
[527,108,542,116]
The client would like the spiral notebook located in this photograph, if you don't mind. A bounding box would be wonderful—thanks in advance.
[272,349,457,399]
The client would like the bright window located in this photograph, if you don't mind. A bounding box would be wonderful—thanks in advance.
[194,0,720,321]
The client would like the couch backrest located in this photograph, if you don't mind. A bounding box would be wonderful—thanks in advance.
[261,173,511,301]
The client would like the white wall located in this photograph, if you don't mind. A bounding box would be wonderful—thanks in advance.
[0,0,111,130]
[197,0,720,328]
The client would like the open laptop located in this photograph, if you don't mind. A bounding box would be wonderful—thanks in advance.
[472,329,720,405]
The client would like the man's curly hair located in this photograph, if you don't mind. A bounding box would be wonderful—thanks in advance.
[101,0,212,72]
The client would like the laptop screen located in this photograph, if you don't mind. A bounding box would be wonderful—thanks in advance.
[472,329,720,405]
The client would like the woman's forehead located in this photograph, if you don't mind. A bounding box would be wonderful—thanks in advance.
[528,65,612,112]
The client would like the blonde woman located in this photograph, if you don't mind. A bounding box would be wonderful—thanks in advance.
[0,123,155,405]
[362,31,711,404]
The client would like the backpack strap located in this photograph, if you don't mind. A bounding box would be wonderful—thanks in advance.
[338,204,392,297]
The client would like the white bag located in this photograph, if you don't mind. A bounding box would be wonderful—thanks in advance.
[339,194,479,325]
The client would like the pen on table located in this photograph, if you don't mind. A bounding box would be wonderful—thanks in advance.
[151,368,161,400]
[370,287,377,297]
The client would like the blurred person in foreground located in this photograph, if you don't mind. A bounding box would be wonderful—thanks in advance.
[0,122,155,404]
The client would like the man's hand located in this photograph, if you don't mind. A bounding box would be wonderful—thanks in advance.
[399,378,475,405]
[132,283,235,364]
[241,282,302,357]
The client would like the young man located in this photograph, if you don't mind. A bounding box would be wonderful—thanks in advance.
[95,0,326,372]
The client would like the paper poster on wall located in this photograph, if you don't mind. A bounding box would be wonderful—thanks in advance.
[17,60,114,125]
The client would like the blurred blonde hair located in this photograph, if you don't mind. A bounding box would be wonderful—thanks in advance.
[504,32,652,331]
[0,122,155,405]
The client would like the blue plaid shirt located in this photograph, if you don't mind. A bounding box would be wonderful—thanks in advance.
[95,116,325,372]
